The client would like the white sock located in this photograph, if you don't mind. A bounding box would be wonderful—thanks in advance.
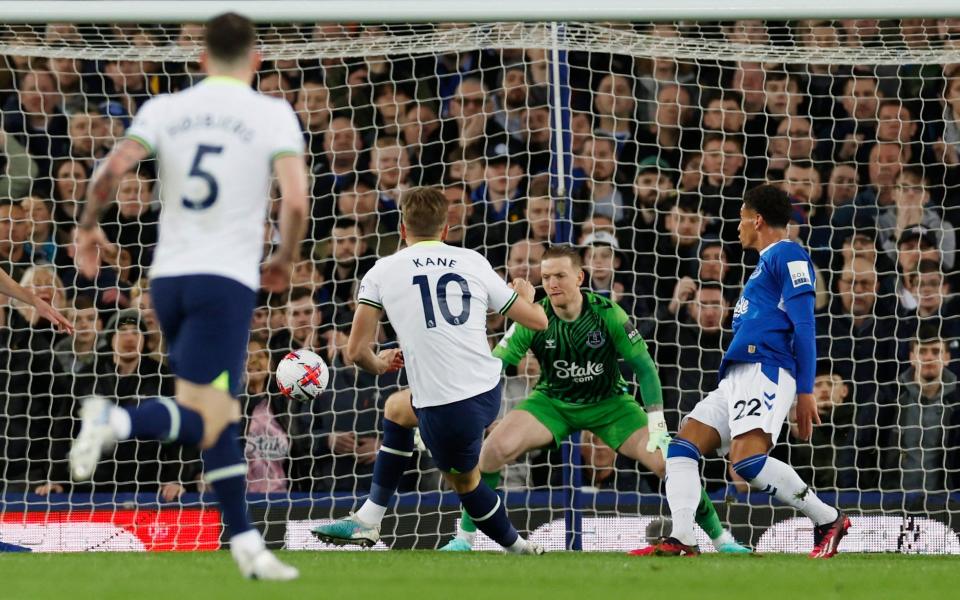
[749,456,839,526]
[229,529,265,559]
[457,525,476,545]
[505,537,529,554]
[109,406,131,440]
[711,529,737,549]
[354,499,387,528]
[665,456,701,546]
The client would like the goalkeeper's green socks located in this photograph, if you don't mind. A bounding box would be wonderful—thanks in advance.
[694,488,724,540]
[456,471,502,545]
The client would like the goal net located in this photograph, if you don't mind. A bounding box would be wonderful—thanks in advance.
[1,18,960,554]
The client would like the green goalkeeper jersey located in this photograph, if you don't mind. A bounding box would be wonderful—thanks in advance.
[493,291,662,407]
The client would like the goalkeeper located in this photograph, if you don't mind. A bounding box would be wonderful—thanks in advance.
[440,244,746,552]
[313,245,747,554]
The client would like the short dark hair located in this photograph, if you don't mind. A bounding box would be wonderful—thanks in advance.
[698,280,724,294]
[205,13,256,64]
[542,244,583,269]
[72,294,95,312]
[743,184,792,229]
[400,187,447,237]
[333,218,360,232]
[288,286,313,304]
[675,193,704,215]
[912,323,946,349]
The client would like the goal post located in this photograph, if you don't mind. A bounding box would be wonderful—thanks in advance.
[1,8,960,555]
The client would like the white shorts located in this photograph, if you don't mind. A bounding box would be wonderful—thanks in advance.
[684,362,796,456]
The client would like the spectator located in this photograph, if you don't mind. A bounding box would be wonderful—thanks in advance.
[130,283,164,366]
[400,102,444,186]
[505,239,546,288]
[241,339,314,493]
[295,77,332,158]
[1,68,69,182]
[518,89,552,175]
[809,162,858,266]
[0,128,39,200]
[784,361,858,491]
[470,140,525,225]
[581,231,636,318]
[0,202,33,282]
[697,133,745,238]
[781,159,822,218]
[53,294,100,376]
[654,281,731,430]
[20,196,58,264]
[878,168,955,271]
[336,177,399,257]
[623,157,675,256]
[312,114,364,240]
[701,92,746,135]
[853,141,905,218]
[317,219,376,331]
[0,265,70,492]
[101,170,160,281]
[648,194,705,310]
[823,256,898,409]
[444,78,506,154]
[574,135,625,224]
[828,72,880,162]
[274,286,326,364]
[896,260,960,372]
[509,175,552,244]
[440,183,480,251]
[879,326,960,493]
[372,83,412,139]
[51,158,88,233]
[257,69,296,106]
[637,83,696,173]
[592,73,637,151]
[767,117,819,177]
[369,136,410,232]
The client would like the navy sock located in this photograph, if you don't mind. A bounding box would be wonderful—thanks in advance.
[369,419,415,506]
[127,397,204,446]
[202,423,252,538]
[458,482,519,548]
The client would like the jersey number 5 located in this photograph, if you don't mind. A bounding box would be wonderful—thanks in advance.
[412,274,471,328]
[182,144,224,210]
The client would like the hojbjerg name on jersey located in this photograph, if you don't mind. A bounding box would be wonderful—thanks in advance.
[165,113,255,142]
[553,360,605,383]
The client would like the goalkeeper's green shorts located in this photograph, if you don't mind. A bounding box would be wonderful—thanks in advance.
[515,390,648,451]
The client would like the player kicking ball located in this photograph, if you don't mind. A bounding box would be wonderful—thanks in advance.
[634,185,849,558]
[336,187,550,555]
[314,245,749,554]
[70,13,307,579]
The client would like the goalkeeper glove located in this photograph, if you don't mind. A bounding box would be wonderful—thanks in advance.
[646,409,670,456]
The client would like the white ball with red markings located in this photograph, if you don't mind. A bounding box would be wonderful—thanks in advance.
[276,349,329,402]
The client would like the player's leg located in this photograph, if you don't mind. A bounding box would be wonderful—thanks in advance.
[615,425,748,554]
[420,386,542,554]
[313,389,419,546]
[444,406,557,550]
[726,366,847,558]
[631,378,733,556]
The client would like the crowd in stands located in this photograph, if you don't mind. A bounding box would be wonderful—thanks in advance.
[1,19,959,499]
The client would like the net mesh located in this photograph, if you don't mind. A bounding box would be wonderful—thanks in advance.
[1,19,960,553]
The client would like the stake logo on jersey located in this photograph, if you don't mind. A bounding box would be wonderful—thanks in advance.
[494,292,649,404]
[720,240,816,381]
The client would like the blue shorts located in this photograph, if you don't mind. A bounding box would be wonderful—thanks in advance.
[151,275,255,397]
[414,384,502,473]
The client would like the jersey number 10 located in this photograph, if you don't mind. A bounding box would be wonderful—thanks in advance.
[412,274,471,328]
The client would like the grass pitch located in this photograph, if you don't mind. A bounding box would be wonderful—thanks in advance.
[4,551,958,600]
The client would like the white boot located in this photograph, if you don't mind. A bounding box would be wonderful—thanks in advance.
[69,396,118,481]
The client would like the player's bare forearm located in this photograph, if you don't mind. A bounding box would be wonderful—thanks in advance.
[80,139,149,230]
[0,267,36,307]
[346,303,385,374]
[273,155,309,263]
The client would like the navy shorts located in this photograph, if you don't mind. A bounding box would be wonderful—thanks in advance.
[151,275,255,397]
[414,383,502,473]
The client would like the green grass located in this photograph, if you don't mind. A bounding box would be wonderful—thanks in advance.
[4,551,959,600]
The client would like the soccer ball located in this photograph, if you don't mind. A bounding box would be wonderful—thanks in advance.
[276,349,329,402]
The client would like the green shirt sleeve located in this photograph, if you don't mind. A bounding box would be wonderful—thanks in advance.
[605,303,663,408]
[492,322,534,367]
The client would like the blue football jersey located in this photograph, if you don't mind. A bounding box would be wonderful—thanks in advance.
[720,239,816,380]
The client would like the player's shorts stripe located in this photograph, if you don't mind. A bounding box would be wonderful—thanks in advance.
[157,396,180,442]
[270,149,301,163]
[358,298,384,310]
[127,134,155,155]
[472,495,502,522]
[498,291,519,315]
[379,445,414,458]
[205,464,248,482]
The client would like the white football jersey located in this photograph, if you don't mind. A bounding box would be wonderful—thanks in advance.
[357,241,518,408]
[125,76,304,290]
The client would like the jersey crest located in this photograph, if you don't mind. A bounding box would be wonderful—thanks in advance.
[585,330,606,349]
